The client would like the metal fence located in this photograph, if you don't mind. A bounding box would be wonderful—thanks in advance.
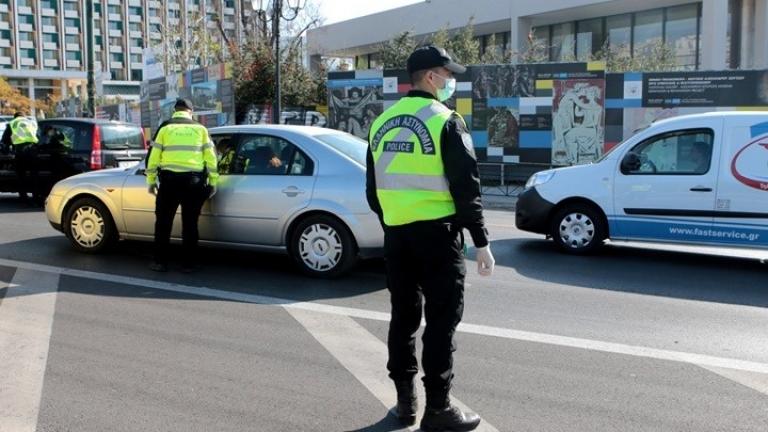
[478,163,552,197]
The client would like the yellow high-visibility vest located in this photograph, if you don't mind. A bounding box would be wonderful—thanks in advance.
[9,117,39,145]
[369,96,458,226]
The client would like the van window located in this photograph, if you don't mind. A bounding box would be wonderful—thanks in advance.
[623,129,714,175]
[100,124,145,150]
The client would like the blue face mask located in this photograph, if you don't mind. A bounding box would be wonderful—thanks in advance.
[433,73,456,102]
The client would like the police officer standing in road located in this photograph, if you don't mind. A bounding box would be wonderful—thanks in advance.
[366,46,496,431]
[1,112,39,202]
[147,98,218,273]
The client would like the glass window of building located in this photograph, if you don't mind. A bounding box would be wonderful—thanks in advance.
[41,16,56,26]
[633,9,664,57]
[65,35,78,44]
[43,50,58,60]
[43,33,58,43]
[531,26,550,61]
[576,18,604,61]
[66,51,81,60]
[64,18,80,28]
[94,3,101,13]
[129,7,142,16]
[109,21,123,31]
[550,22,575,61]
[108,5,120,14]
[111,53,124,62]
[0,30,10,39]
[63,1,78,11]
[130,53,141,63]
[18,32,33,41]
[605,14,632,57]
[131,70,143,81]
[111,70,126,81]
[130,38,143,48]
[129,22,141,32]
[666,4,699,69]
[20,49,36,59]
[19,15,35,25]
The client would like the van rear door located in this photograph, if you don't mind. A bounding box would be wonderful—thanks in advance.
[712,117,768,248]
[612,123,722,243]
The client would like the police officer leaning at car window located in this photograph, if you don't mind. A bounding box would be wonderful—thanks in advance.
[146,98,218,273]
[366,45,496,432]
[2,112,39,202]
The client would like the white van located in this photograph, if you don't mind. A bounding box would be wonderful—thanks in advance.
[515,112,768,253]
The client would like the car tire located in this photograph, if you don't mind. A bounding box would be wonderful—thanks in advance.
[64,197,117,254]
[289,214,358,278]
[550,203,606,254]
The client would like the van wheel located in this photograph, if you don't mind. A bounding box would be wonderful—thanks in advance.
[64,197,116,253]
[289,214,357,278]
[550,204,606,254]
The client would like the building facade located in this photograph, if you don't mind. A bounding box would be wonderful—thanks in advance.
[307,0,768,73]
[0,0,248,114]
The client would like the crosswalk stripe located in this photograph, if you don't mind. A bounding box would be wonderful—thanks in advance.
[287,308,499,432]
[0,269,60,432]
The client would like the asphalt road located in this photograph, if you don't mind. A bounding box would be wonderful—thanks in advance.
[1,193,767,432]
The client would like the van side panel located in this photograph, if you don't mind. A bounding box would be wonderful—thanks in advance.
[710,118,768,248]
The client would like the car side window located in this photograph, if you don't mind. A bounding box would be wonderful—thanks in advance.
[213,134,241,175]
[237,134,310,176]
[39,123,78,150]
[622,129,714,175]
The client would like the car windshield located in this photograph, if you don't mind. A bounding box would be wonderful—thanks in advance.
[314,133,368,167]
[595,125,650,163]
[100,124,145,150]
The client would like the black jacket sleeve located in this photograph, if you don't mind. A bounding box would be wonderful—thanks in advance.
[366,146,384,226]
[441,114,489,248]
[1,124,11,148]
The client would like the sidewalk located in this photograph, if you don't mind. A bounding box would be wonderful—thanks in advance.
[481,193,517,211]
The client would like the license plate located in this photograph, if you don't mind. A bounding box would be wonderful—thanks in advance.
[118,161,140,168]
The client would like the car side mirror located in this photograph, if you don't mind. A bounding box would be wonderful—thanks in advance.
[621,152,641,173]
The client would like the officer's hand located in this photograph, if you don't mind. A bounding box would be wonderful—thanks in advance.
[476,245,495,277]
[208,185,217,199]
[148,184,158,196]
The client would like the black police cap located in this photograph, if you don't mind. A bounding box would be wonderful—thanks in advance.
[406,45,466,75]
[174,98,194,111]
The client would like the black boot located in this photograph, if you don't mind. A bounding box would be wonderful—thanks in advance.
[420,405,481,432]
[394,380,417,426]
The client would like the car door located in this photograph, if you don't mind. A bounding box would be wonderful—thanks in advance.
[712,117,768,248]
[612,126,721,242]
[211,133,316,245]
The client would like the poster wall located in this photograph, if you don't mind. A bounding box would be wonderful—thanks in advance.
[328,67,768,166]
[140,63,235,135]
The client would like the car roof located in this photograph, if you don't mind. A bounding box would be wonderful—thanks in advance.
[209,124,349,137]
[652,111,768,127]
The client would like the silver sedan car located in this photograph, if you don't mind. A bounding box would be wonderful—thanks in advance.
[45,125,384,277]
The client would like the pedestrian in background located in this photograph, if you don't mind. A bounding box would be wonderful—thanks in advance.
[146,98,218,273]
[366,45,496,432]
[2,112,39,202]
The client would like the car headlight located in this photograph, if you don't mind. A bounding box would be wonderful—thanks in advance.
[525,170,555,189]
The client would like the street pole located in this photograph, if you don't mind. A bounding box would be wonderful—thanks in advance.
[85,0,95,118]
[272,0,281,124]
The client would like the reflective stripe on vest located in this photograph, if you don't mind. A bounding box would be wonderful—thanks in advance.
[9,117,39,145]
[153,112,212,173]
[369,97,457,226]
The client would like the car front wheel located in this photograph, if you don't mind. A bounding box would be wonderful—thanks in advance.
[290,214,357,278]
[64,197,116,253]
[550,204,606,254]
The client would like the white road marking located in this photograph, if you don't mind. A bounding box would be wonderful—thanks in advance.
[1,257,768,376]
[699,365,768,396]
[288,308,499,431]
[0,269,60,432]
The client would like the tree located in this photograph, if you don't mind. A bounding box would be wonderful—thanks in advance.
[447,17,480,65]
[593,40,678,72]
[380,30,416,69]
[481,33,512,64]
[151,10,225,73]
[0,77,45,115]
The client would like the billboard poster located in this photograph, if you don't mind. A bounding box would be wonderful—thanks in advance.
[327,76,384,139]
[643,71,768,107]
[552,79,605,165]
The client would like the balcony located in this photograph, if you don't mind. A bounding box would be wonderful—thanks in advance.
[149,16,161,25]
[64,10,79,19]
[110,61,124,69]
[128,0,141,6]
[129,15,142,22]
[18,23,34,32]
[44,59,59,68]
[108,0,121,5]
[43,42,58,50]
[223,22,235,30]
[0,4,8,13]
[131,62,143,69]
[109,13,122,21]
[18,6,33,14]
[109,29,122,37]
[224,8,235,14]
[42,25,57,33]
[0,22,9,31]
[66,27,80,35]
[0,56,11,65]
[66,43,80,50]
[20,57,35,66]
[19,40,34,49]
[129,30,142,38]
[42,8,57,17]
[0,40,9,48]
[149,1,162,8]
[67,60,81,68]
[110,45,123,53]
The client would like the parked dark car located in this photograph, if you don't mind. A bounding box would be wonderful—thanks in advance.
[0,118,148,200]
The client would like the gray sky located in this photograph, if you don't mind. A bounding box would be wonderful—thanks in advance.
[319,0,423,25]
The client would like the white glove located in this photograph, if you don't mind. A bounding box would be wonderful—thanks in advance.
[148,184,158,196]
[476,245,495,276]
[208,185,217,199]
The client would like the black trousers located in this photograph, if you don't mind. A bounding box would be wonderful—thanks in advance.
[153,171,208,265]
[14,145,37,198]
[384,220,466,409]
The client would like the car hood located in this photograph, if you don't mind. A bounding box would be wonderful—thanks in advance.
[49,167,132,196]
